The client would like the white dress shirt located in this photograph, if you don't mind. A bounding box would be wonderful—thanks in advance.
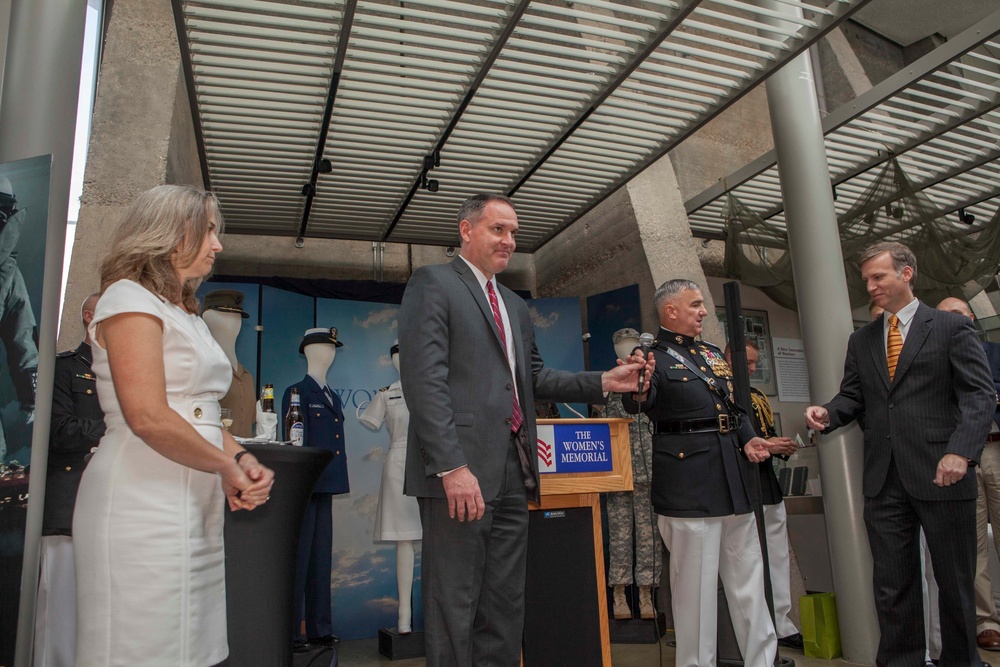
[459,254,519,397]
[883,297,920,349]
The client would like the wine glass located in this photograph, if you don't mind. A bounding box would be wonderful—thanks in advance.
[221,408,233,431]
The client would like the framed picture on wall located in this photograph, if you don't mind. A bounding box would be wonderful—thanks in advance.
[715,307,777,396]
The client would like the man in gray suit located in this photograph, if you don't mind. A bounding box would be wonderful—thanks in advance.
[806,241,995,667]
[398,193,651,667]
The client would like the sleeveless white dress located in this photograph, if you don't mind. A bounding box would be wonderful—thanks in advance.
[360,381,421,541]
[73,280,232,667]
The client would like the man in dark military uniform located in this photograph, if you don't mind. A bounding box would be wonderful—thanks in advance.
[725,340,803,650]
[622,278,775,667]
[34,293,105,666]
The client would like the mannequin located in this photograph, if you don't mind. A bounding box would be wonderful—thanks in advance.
[201,290,255,438]
[283,327,350,652]
[605,328,661,620]
[359,343,421,634]
[202,309,240,370]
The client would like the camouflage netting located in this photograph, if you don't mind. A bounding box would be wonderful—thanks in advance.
[721,156,1000,310]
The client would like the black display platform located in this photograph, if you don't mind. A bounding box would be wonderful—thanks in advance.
[608,615,667,644]
[378,628,426,660]
[225,444,333,667]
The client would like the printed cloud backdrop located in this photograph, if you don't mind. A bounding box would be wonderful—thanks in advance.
[194,283,586,640]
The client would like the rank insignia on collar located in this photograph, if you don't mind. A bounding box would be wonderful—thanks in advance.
[673,336,682,344]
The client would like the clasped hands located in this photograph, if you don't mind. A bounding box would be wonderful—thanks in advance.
[223,453,275,511]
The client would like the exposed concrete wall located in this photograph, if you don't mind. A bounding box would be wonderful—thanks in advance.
[670,88,775,202]
[214,235,535,292]
[59,0,201,348]
[165,70,203,188]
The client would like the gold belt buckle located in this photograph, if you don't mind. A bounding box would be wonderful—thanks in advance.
[718,414,731,433]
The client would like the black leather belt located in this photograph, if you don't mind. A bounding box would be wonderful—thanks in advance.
[654,414,742,435]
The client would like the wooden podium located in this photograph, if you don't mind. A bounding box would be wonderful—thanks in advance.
[523,418,633,667]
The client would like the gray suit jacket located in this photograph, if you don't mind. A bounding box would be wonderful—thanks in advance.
[824,301,995,501]
[398,258,605,503]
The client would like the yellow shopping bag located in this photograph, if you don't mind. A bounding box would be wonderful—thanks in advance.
[799,592,842,659]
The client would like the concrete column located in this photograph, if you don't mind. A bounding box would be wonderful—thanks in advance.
[0,2,87,665]
[760,1,878,662]
[59,0,202,348]
[627,156,723,343]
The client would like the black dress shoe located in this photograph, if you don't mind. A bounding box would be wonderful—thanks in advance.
[292,639,312,653]
[777,633,804,650]
[308,634,341,647]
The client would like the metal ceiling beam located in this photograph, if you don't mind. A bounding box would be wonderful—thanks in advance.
[530,0,874,252]
[684,8,1000,218]
[295,0,357,245]
[378,0,532,242]
[172,0,213,191]
[503,0,704,197]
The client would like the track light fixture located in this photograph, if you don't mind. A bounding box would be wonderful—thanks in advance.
[317,158,333,174]
[958,208,975,225]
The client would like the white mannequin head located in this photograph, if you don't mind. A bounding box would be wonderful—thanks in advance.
[300,327,343,386]
[203,310,242,370]
[305,343,336,385]
[612,327,641,363]
[392,353,399,373]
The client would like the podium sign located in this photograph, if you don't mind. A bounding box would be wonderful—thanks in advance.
[524,419,632,667]
[537,423,614,474]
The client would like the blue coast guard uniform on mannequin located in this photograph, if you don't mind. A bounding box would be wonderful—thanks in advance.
[282,327,350,651]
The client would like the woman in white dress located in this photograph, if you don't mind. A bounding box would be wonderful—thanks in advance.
[73,185,275,667]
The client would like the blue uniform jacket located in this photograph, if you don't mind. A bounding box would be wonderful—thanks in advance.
[281,375,350,495]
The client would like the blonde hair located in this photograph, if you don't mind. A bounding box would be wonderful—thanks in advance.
[99,185,222,314]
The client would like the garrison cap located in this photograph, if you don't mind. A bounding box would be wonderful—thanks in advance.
[201,289,249,319]
[300,326,343,353]
[612,327,640,345]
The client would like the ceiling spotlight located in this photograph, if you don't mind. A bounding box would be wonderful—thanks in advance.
[317,158,333,174]
[958,208,976,225]
[422,175,439,193]
[884,202,903,220]
[301,183,315,197]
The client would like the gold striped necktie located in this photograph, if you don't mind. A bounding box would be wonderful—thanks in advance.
[887,314,902,381]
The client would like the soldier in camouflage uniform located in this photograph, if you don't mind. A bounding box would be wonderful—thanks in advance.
[605,328,661,619]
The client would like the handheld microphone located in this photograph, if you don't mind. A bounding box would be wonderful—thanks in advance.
[637,332,654,394]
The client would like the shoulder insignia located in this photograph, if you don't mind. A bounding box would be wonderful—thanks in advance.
[379,385,390,393]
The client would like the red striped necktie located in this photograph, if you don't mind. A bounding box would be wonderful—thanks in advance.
[486,281,523,433]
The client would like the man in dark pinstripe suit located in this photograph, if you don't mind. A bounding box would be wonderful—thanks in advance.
[806,242,995,667]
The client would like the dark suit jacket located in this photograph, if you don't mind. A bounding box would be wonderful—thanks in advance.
[824,301,995,501]
[398,258,605,503]
[983,341,1000,430]
[281,375,349,495]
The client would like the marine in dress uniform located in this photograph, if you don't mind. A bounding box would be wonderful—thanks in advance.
[746,384,802,647]
[622,279,775,667]
[35,339,105,666]
[282,327,350,651]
